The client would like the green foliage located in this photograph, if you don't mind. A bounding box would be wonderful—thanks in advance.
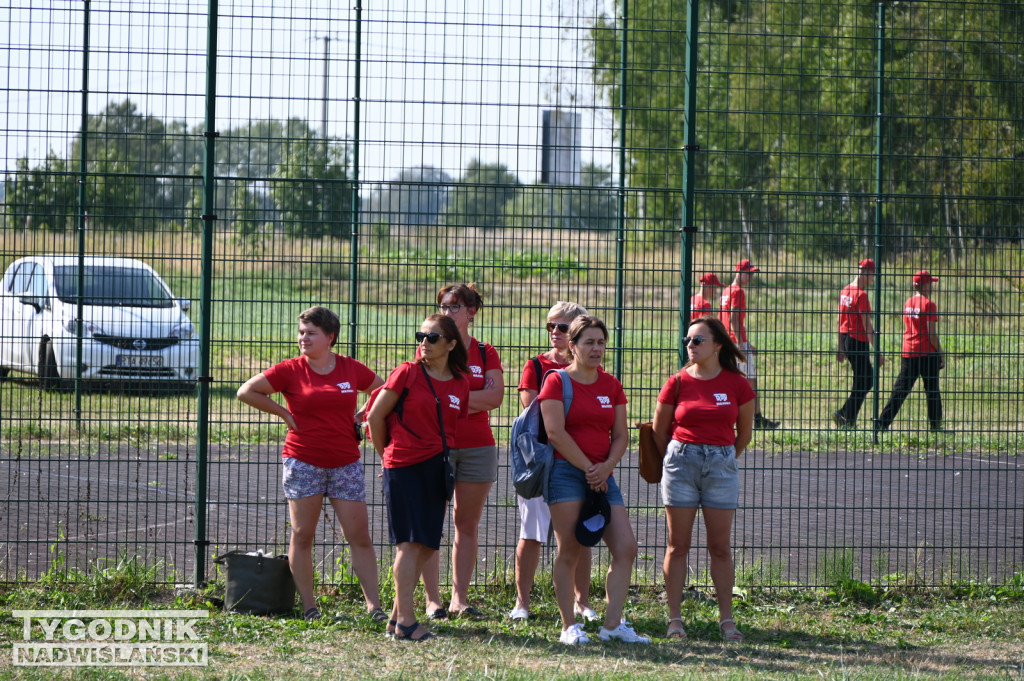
[589,0,1024,254]
[443,159,521,230]
[272,138,355,238]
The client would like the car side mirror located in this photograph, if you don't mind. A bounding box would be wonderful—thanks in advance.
[17,294,42,312]
[179,299,191,312]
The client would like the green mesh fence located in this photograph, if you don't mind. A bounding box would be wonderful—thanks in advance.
[1,1,1021,592]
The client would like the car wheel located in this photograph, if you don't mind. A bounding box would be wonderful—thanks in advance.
[39,341,64,391]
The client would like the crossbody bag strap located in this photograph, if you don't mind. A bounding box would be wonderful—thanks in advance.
[533,357,544,391]
[418,363,448,456]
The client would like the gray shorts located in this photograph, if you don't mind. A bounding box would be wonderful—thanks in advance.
[660,440,739,509]
[737,341,757,380]
[449,445,498,483]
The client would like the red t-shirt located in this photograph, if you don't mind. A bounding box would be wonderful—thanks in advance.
[263,354,377,468]
[517,353,570,393]
[838,284,871,342]
[538,369,627,465]
[690,294,714,322]
[381,361,470,468]
[901,294,938,357]
[658,368,756,446]
[719,284,747,344]
[416,337,501,448]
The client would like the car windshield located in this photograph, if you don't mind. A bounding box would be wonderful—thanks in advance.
[53,265,174,308]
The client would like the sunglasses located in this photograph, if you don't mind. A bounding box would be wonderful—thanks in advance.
[682,335,707,347]
[438,304,462,313]
[415,331,444,344]
[546,322,570,333]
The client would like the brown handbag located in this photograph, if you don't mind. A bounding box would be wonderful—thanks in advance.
[636,375,680,484]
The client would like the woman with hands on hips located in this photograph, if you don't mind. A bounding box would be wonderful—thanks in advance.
[236,306,386,622]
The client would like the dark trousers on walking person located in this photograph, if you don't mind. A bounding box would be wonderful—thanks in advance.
[838,335,873,425]
[876,354,942,430]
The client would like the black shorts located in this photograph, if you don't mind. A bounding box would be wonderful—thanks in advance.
[382,453,447,549]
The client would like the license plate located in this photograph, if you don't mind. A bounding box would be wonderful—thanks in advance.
[116,355,163,368]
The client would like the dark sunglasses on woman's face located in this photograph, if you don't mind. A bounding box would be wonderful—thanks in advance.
[683,335,706,347]
[415,331,443,344]
[546,322,570,333]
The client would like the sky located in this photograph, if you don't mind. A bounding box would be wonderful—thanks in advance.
[1,0,618,185]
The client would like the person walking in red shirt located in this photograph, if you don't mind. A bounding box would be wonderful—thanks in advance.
[874,271,945,432]
[834,259,884,428]
[691,273,724,322]
[720,259,778,429]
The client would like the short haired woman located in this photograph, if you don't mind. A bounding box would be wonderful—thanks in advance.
[236,306,386,622]
[510,301,597,623]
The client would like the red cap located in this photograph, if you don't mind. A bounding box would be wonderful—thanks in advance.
[858,259,875,272]
[699,273,725,286]
[736,259,759,272]
[913,270,939,286]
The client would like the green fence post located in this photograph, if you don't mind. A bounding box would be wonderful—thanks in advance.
[679,0,700,366]
[194,0,220,587]
[73,0,91,429]
[613,0,628,378]
[348,0,363,358]
[871,1,886,443]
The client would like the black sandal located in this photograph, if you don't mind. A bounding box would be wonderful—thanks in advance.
[395,621,435,641]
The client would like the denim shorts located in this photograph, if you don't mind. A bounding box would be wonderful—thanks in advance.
[282,458,366,502]
[660,440,739,509]
[450,445,498,483]
[544,458,625,506]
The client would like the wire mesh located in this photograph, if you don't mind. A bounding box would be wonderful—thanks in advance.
[1,0,1021,592]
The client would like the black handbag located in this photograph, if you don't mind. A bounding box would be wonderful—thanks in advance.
[420,364,456,501]
[214,550,296,615]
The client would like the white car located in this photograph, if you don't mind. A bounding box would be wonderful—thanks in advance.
[0,255,198,390]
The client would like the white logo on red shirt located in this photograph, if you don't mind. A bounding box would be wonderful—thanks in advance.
[713,393,731,406]
[905,306,921,319]
[336,382,354,393]
[470,365,483,376]
[840,295,854,309]
[448,395,461,410]
[597,395,611,408]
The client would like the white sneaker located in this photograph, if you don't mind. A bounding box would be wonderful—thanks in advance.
[559,623,590,645]
[508,607,529,621]
[598,621,651,644]
[574,605,600,622]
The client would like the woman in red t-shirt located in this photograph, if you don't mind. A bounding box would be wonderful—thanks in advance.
[651,316,755,642]
[367,314,470,641]
[236,306,385,622]
[539,315,648,646]
[510,301,596,623]
[419,283,504,619]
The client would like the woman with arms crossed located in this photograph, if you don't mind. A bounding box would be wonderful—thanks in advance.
[510,301,597,623]
[367,314,470,641]
[540,315,649,646]
[420,283,504,619]
[236,306,386,622]
[652,316,754,641]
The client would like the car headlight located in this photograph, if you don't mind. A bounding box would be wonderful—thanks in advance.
[64,318,103,336]
[170,321,196,340]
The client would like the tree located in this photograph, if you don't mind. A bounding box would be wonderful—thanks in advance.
[503,163,618,231]
[271,137,354,238]
[443,159,521,230]
[4,154,76,230]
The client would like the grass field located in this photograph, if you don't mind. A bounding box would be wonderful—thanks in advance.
[2,562,1023,680]
[2,229,1021,453]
